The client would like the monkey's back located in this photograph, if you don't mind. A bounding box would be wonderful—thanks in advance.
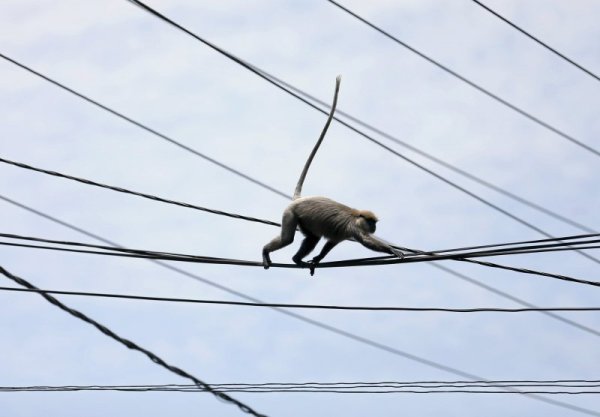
[290,196,357,240]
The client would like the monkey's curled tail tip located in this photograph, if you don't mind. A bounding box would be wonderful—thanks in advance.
[336,75,342,83]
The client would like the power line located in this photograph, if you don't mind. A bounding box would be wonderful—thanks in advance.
[3,382,599,395]
[0,156,280,227]
[1,285,598,313]
[122,1,600,268]
[5,230,600,263]
[0,53,290,200]
[1,196,598,416]
[0,265,266,417]
[324,0,600,158]
[2,231,599,287]
[471,0,600,83]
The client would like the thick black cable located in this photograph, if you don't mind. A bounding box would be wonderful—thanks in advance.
[1,197,598,415]
[471,0,600,83]
[3,232,600,266]
[256,68,597,234]
[2,232,599,287]
[324,0,600,158]
[3,285,599,313]
[0,157,280,228]
[122,1,600,268]
[0,265,266,417]
[0,53,290,200]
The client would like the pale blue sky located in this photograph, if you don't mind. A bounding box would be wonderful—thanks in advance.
[0,0,599,416]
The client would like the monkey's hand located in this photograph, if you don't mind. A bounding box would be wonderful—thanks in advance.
[262,250,272,270]
[391,247,405,259]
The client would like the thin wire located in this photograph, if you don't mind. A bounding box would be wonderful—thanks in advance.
[2,383,600,395]
[0,265,266,417]
[122,1,600,267]
[1,285,598,312]
[471,0,600,83]
[2,232,599,287]
[255,68,597,234]
[0,157,280,227]
[0,53,290,200]
[324,0,600,158]
[6,379,599,389]
[1,196,598,416]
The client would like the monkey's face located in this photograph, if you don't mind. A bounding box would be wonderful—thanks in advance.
[358,216,377,234]
[366,219,377,233]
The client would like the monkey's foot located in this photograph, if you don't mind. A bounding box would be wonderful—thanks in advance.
[307,260,319,276]
[262,252,272,270]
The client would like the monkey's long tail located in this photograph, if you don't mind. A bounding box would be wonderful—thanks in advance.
[293,75,342,200]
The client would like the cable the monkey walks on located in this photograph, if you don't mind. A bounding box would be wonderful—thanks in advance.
[262,75,404,275]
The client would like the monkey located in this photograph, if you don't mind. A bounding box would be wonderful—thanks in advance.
[262,75,404,275]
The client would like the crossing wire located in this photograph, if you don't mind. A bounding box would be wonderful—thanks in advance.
[2,382,600,395]
[325,0,600,158]
[1,195,598,416]
[5,230,600,262]
[471,0,600,83]
[2,285,599,313]
[1,232,599,287]
[0,265,266,417]
[123,0,600,267]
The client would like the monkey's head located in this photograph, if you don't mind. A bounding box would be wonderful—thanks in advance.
[357,210,379,234]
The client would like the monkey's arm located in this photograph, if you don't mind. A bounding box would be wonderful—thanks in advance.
[355,234,404,258]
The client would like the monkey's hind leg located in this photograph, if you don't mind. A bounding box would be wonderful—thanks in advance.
[292,234,320,267]
[308,240,339,276]
[262,210,298,269]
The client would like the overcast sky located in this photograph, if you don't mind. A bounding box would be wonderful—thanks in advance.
[0,0,599,416]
